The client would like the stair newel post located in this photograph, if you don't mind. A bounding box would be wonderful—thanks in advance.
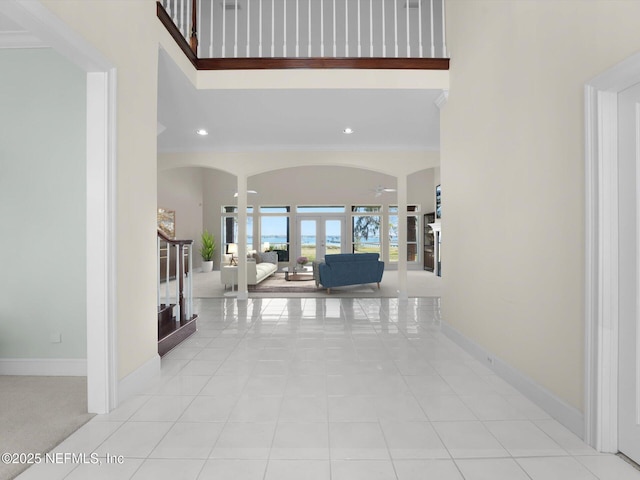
[190,0,198,54]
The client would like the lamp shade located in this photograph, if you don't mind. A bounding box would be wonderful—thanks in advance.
[227,243,238,255]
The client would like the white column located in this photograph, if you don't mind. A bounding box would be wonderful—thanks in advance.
[397,174,408,301]
[237,174,249,300]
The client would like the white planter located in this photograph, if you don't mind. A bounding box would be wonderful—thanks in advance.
[201,260,213,272]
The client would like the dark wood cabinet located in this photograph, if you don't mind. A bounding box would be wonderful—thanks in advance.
[423,213,435,272]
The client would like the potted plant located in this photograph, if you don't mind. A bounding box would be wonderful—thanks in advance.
[200,230,216,272]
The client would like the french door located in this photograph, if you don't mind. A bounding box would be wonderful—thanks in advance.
[297,216,346,262]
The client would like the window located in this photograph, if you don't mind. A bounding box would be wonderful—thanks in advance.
[352,206,382,255]
[389,205,420,262]
[296,206,346,213]
[222,206,252,257]
[259,206,290,262]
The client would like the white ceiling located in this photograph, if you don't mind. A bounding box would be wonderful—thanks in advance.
[157,49,442,153]
[0,13,443,154]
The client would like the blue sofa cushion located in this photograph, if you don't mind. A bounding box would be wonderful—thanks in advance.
[318,253,384,289]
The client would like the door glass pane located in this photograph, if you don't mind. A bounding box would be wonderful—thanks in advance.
[325,220,342,256]
[300,220,317,262]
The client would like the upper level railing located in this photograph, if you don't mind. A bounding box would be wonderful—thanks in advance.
[157,0,449,69]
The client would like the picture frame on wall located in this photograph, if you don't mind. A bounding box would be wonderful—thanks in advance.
[157,208,176,239]
[436,184,442,219]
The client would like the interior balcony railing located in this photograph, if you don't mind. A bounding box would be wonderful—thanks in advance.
[157,0,449,69]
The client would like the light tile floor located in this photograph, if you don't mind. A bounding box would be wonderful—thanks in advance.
[15,297,640,480]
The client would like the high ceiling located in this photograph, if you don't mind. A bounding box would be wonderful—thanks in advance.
[157,49,442,153]
[1,10,443,155]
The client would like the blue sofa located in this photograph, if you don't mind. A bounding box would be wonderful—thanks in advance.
[316,253,384,293]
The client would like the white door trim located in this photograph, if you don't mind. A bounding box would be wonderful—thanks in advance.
[585,51,640,451]
[0,0,118,414]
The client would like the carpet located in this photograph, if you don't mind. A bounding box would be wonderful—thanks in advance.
[0,376,93,480]
[249,273,376,294]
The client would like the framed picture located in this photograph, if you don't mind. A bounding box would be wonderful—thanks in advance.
[157,208,175,239]
[435,184,441,219]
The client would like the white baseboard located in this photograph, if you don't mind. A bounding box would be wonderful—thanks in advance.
[441,321,585,439]
[0,358,87,376]
[117,354,161,405]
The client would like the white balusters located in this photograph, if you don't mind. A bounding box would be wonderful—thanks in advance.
[382,0,386,57]
[174,245,180,322]
[186,244,193,320]
[320,0,324,56]
[369,0,373,57]
[308,0,311,56]
[295,0,300,57]
[161,0,448,60]
[157,236,161,309]
[234,0,238,57]
[393,0,398,57]
[429,0,435,57]
[259,0,263,56]
[247,0,251,56]
[441,0,447,57]
[418,0,423,57]
[164,242,170,304]
[332,0,336,57]
[406,0,410,57]
[209,0,214,57]
[345,0,349,56]
[180,0,185,36]
[271,0,275,57]
[222,1,226,57]
[197,0,202,57]
[357,0,361,57]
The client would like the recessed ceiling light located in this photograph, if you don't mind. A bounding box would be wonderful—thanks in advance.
[196,129,208,136]
[343,127,354,135]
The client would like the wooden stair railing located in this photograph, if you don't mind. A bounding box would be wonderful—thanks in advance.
[157,229,197,356]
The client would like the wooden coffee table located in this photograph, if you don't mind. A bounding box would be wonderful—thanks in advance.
[283,265,314,281]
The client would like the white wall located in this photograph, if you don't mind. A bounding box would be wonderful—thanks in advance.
[441,0,640,413]
[0,49,86,359]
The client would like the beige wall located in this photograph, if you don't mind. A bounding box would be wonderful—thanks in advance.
[158,168,205,267]
[42,0,160,380]
[441,0,640,411]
